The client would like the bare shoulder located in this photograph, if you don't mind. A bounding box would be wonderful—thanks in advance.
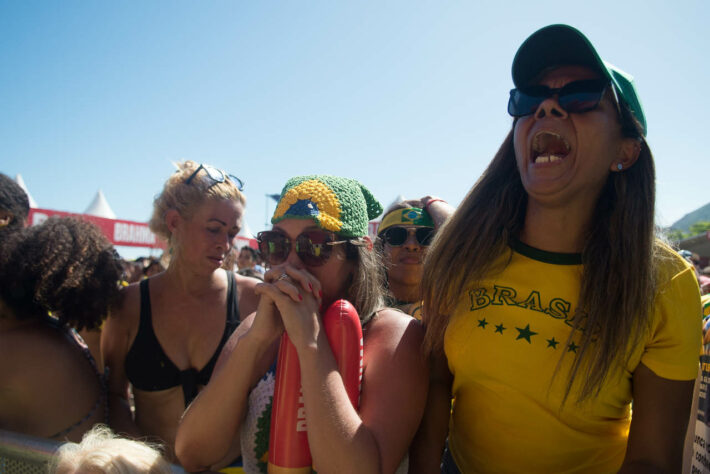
[112,281,141,322]
[363,308,424,354]
[234,272,260,319]
[1,326,87,388]
[102,281,141,351]
[235,272,260,289]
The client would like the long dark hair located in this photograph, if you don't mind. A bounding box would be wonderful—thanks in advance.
[422,102,659,403]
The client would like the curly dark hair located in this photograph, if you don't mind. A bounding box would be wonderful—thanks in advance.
[0,173,30,232]
[0,217,124,330]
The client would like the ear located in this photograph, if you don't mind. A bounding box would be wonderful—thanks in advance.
[611,138,641,172]
[361,235,374,251]
[165,209,182,234]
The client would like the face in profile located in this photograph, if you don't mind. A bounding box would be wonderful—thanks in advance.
[171,198,243,273]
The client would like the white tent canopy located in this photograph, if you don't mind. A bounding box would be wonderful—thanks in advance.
[14,174,38,208]
[239,219,254,239]
[84,189,117,219]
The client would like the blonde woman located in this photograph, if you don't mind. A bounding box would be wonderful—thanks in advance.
[102,161,259,461]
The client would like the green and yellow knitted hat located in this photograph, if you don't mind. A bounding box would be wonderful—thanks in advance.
[271,175,383,238]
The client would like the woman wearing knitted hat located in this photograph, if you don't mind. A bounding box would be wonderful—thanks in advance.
[413,25,701,473]
[176,175,427,473]
[101,161,260,461]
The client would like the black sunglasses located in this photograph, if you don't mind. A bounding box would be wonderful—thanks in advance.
[507,79,609,117]
[257,230,348,267]
[185,164,244,191]
[380,226,434,247]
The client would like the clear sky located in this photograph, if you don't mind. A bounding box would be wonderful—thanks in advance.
[1,1,708,259]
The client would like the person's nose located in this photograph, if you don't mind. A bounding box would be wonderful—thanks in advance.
[284,241,305,268]
[403,230,420,251]
[534,96,568,120]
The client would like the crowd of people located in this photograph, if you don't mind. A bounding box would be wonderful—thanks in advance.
[0,24,705,474]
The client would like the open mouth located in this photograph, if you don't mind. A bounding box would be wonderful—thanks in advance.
[532,131,571,164]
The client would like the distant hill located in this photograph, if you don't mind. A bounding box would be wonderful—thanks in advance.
[671,202,710,231]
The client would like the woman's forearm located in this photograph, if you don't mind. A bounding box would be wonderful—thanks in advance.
[175,331,276,472]
[409,353,452,473]
[297,338,381,474]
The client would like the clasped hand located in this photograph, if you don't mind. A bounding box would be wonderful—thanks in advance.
[252,265,324,352]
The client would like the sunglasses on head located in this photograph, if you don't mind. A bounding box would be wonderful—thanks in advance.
[379,226,434,247]
[507,79,609,118]
[185,164,244,191]
[257,230,348,267]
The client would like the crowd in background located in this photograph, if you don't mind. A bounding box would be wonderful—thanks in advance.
[1,22,707,474]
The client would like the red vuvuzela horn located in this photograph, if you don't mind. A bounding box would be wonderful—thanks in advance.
[268,299,363,473]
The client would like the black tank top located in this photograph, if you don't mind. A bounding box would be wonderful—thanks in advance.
[124,272,240,407]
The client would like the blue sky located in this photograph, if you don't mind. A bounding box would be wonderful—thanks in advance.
[1,1,708,258]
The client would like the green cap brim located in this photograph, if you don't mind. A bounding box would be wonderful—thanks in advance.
[512,24,646,136]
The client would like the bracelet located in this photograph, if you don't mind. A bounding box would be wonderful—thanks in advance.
[424,198,447,211]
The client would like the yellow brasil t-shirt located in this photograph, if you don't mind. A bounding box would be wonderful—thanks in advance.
[445,241,702,473]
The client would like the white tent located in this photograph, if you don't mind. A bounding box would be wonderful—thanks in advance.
[84,189,117,219]
[14,174,38,208]
[239,219,255,239]
[375,194,406,221]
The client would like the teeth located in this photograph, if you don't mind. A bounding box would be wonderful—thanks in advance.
[534,154,564,164]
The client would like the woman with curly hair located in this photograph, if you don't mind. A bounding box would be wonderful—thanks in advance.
[101,161,260,461]
[175,175,427,473]
[413,25,702,473]
[0,172,30,235]
[0,217,123,442]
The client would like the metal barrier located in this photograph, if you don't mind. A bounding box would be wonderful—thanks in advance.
[0,429,186,473]
[0,429,57,474]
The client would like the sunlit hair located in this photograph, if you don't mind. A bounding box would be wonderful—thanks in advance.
[345,239,387,324]
[149,160,246,243]
[0,217,123,331]
[51,424,171,474]
[422,97,662,403]
[0,172,30,233]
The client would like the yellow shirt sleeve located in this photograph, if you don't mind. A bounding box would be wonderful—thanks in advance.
[641,264,702,381]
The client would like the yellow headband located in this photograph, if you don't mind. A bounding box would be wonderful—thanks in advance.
[378,207,434,234]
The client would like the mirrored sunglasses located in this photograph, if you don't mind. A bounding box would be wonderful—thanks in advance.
[507,79,609,117]
[257,230,348,267]
[380,226,434,247]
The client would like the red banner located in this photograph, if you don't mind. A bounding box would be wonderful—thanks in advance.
[28,208,167,249]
